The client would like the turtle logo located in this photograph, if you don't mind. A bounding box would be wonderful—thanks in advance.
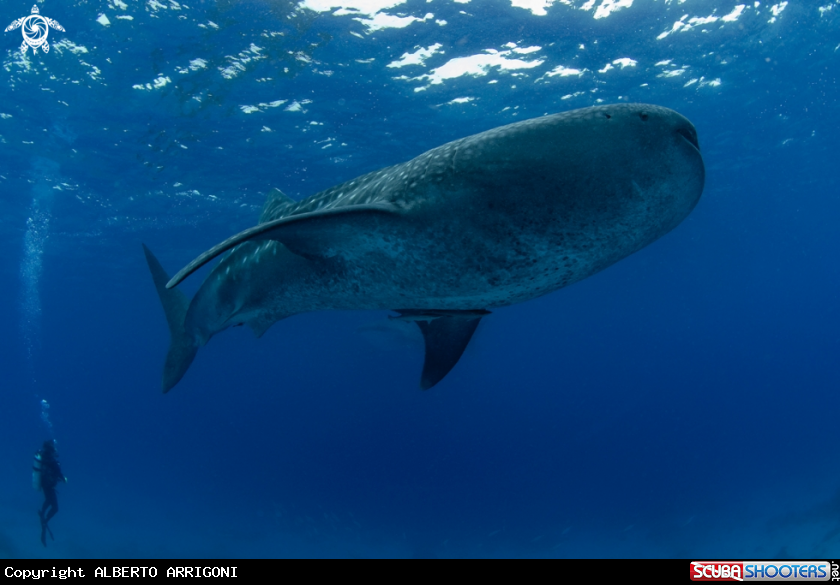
[5,5,64,54]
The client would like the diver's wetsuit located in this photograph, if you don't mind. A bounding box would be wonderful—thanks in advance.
[35,441,65,546]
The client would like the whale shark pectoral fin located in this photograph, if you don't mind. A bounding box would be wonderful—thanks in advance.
[392,309,491,323]
[165,202,400,289]
[407,311,488,390]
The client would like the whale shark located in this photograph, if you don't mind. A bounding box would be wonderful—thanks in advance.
[144,103,704,392]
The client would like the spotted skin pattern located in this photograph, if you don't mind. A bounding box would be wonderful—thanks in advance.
[148,103,704,391]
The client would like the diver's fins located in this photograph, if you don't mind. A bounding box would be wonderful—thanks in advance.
[143,244,199,393]
[398,310,488,390]
[38,510,52,546]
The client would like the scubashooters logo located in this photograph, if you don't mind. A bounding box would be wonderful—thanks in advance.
[691,561,834,582]
[5,5,64,54]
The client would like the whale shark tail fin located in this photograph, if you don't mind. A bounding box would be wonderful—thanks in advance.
[394,310,489,390]
[142,244,198,393]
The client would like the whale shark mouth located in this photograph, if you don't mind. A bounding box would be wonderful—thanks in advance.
[677,126,700,151]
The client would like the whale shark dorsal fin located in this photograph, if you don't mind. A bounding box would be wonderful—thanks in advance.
[259,188,296,224]
[166,202,400,289]
[399,310,488,390]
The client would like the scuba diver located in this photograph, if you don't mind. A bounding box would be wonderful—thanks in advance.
[32,439,66,546]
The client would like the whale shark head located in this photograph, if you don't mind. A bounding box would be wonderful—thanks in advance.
[447,103,704,265]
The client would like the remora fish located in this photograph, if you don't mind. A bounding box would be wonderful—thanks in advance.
[144,103,704,392]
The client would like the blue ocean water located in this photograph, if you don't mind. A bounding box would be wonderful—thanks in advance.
[1,0,838,559]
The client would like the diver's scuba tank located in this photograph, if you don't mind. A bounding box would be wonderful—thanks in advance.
[32,451,42,490]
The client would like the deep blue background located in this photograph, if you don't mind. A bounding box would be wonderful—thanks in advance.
[1,0,839,558]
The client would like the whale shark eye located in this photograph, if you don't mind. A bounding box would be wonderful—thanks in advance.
[639,112,649,121]
[604,114,611,119]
